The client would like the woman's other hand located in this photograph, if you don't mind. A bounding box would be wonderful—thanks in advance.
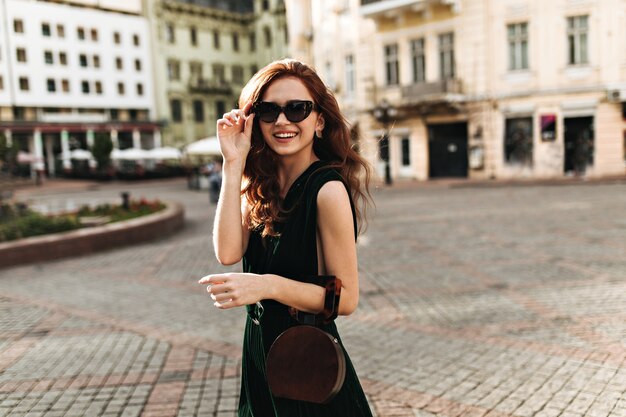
[216,101,255,164]
[198,273,267,309]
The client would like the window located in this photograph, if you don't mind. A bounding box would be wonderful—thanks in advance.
[232,33,239,51]
[19,77,29,91]
[116,57,123,70]
[59,52,67,65]
[167,60,180,80]
[439,32,455,79]
[325,61,335,90]
[133,34,140,46]
[249,32,256,52]
[13,107,25,120]
[216,100,225,119]
[384,44,399,86]
[262,0,269,11]
[61,79,70,92]
[79,54,88,67]
[95,81,102,94]
[135,59,142,71]
[47,78,56,92]
[129,109,138,121]
[190,61,203,79]
[213,30,220,49]
[193,100,204,122]
[16,48,27,63]
[504,117,533,166]
[411,38,426,83]
[44,51,54,65]
[77,27,85,40]
[110,109,119,120]
[170,99,182,122]
[213,63,224,83]
[567,15,589,65]
[263,26,272,47]
[57,24,65,38]
[250,64,258,76]
[42,23,51,37]
[508,22,528,70]
[14,19,24,33]
[232,65,244,84]
[166,24,175,43]
[93,55,100,68]
[136,83,143,96]
[345,54,355,95]
[190,27,197,46]
[401,137,410,166]
[117,82,125,95]
[114,32,121,44]
[81,80,90,94]
[0,76,3,91]
[91,29,98,41]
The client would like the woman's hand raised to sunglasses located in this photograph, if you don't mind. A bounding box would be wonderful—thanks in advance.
[216,102,255,164]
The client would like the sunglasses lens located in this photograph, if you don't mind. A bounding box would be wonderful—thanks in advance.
[254,101,314,123]
[284,102,311,122]
[256,103,280,123]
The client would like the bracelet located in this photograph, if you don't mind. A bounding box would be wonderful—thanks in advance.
[288,275,341,326]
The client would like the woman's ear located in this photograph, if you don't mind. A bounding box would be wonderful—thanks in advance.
[315,114,325,136]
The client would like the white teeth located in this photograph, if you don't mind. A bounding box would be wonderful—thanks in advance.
[275,133,296,138]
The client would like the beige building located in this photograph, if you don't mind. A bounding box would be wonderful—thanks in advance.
[288,0,626,181]
[145,0,288,148]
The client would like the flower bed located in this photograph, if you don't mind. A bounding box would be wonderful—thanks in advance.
[0,198,165,243]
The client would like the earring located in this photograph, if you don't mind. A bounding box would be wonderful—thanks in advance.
[314,131,323,140]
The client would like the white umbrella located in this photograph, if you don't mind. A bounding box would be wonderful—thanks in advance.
[184,136,221,156]
[115,148,150,160]
[69,149,93,160]
[111,148,124,160]
[146,147,182,160]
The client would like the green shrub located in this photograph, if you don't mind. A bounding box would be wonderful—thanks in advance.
[0,199,165,242]
[0,211,81,242]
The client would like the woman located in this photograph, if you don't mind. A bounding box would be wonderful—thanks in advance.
[199,59,373,416]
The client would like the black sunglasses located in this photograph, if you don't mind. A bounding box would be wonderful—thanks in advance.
[252,100,316,123]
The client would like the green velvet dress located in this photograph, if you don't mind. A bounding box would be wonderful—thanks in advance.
[239,160,374,417]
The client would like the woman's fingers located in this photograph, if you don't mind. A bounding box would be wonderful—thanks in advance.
[198,274,227,285]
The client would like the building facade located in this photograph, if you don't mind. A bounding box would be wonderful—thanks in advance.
[289,0,626,181]
[0,0,158,177]
[145,0,288,147]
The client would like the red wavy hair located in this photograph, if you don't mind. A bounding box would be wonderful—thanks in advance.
[238,59,372,237]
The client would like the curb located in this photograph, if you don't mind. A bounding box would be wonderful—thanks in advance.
[0,202,185,270]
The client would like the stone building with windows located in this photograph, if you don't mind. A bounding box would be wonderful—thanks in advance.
[288,0,626,181]
[145,0,288,147]
[0,0,158,178]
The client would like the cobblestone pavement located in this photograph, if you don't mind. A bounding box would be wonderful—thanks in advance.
[1,178,625,417]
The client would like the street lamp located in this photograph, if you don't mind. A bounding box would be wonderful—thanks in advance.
[373,99,397,185]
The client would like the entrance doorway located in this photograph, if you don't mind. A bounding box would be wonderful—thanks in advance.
[428,123,468,178]
[564,117,594,175]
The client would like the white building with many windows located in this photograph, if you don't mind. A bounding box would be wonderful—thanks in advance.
[0,0,158,177]
[288,0,626,181]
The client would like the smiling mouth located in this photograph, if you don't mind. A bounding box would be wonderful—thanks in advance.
[274,133,297,139]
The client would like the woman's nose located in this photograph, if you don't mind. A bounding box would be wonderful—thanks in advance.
[275,111,289,124]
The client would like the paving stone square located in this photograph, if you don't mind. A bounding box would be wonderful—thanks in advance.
[0,178,625,416]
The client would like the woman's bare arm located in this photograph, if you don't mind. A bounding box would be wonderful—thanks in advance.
[202,181,359,316]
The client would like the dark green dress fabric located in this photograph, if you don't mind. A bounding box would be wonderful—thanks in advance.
[239,160,374,417]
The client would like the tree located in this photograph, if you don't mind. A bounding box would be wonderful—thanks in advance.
[0,133,18,174]
[90,132,113,175]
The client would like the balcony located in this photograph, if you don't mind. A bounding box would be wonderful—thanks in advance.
[188,77,232,95]
[360,0,460,18]
[401,79,463,100]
